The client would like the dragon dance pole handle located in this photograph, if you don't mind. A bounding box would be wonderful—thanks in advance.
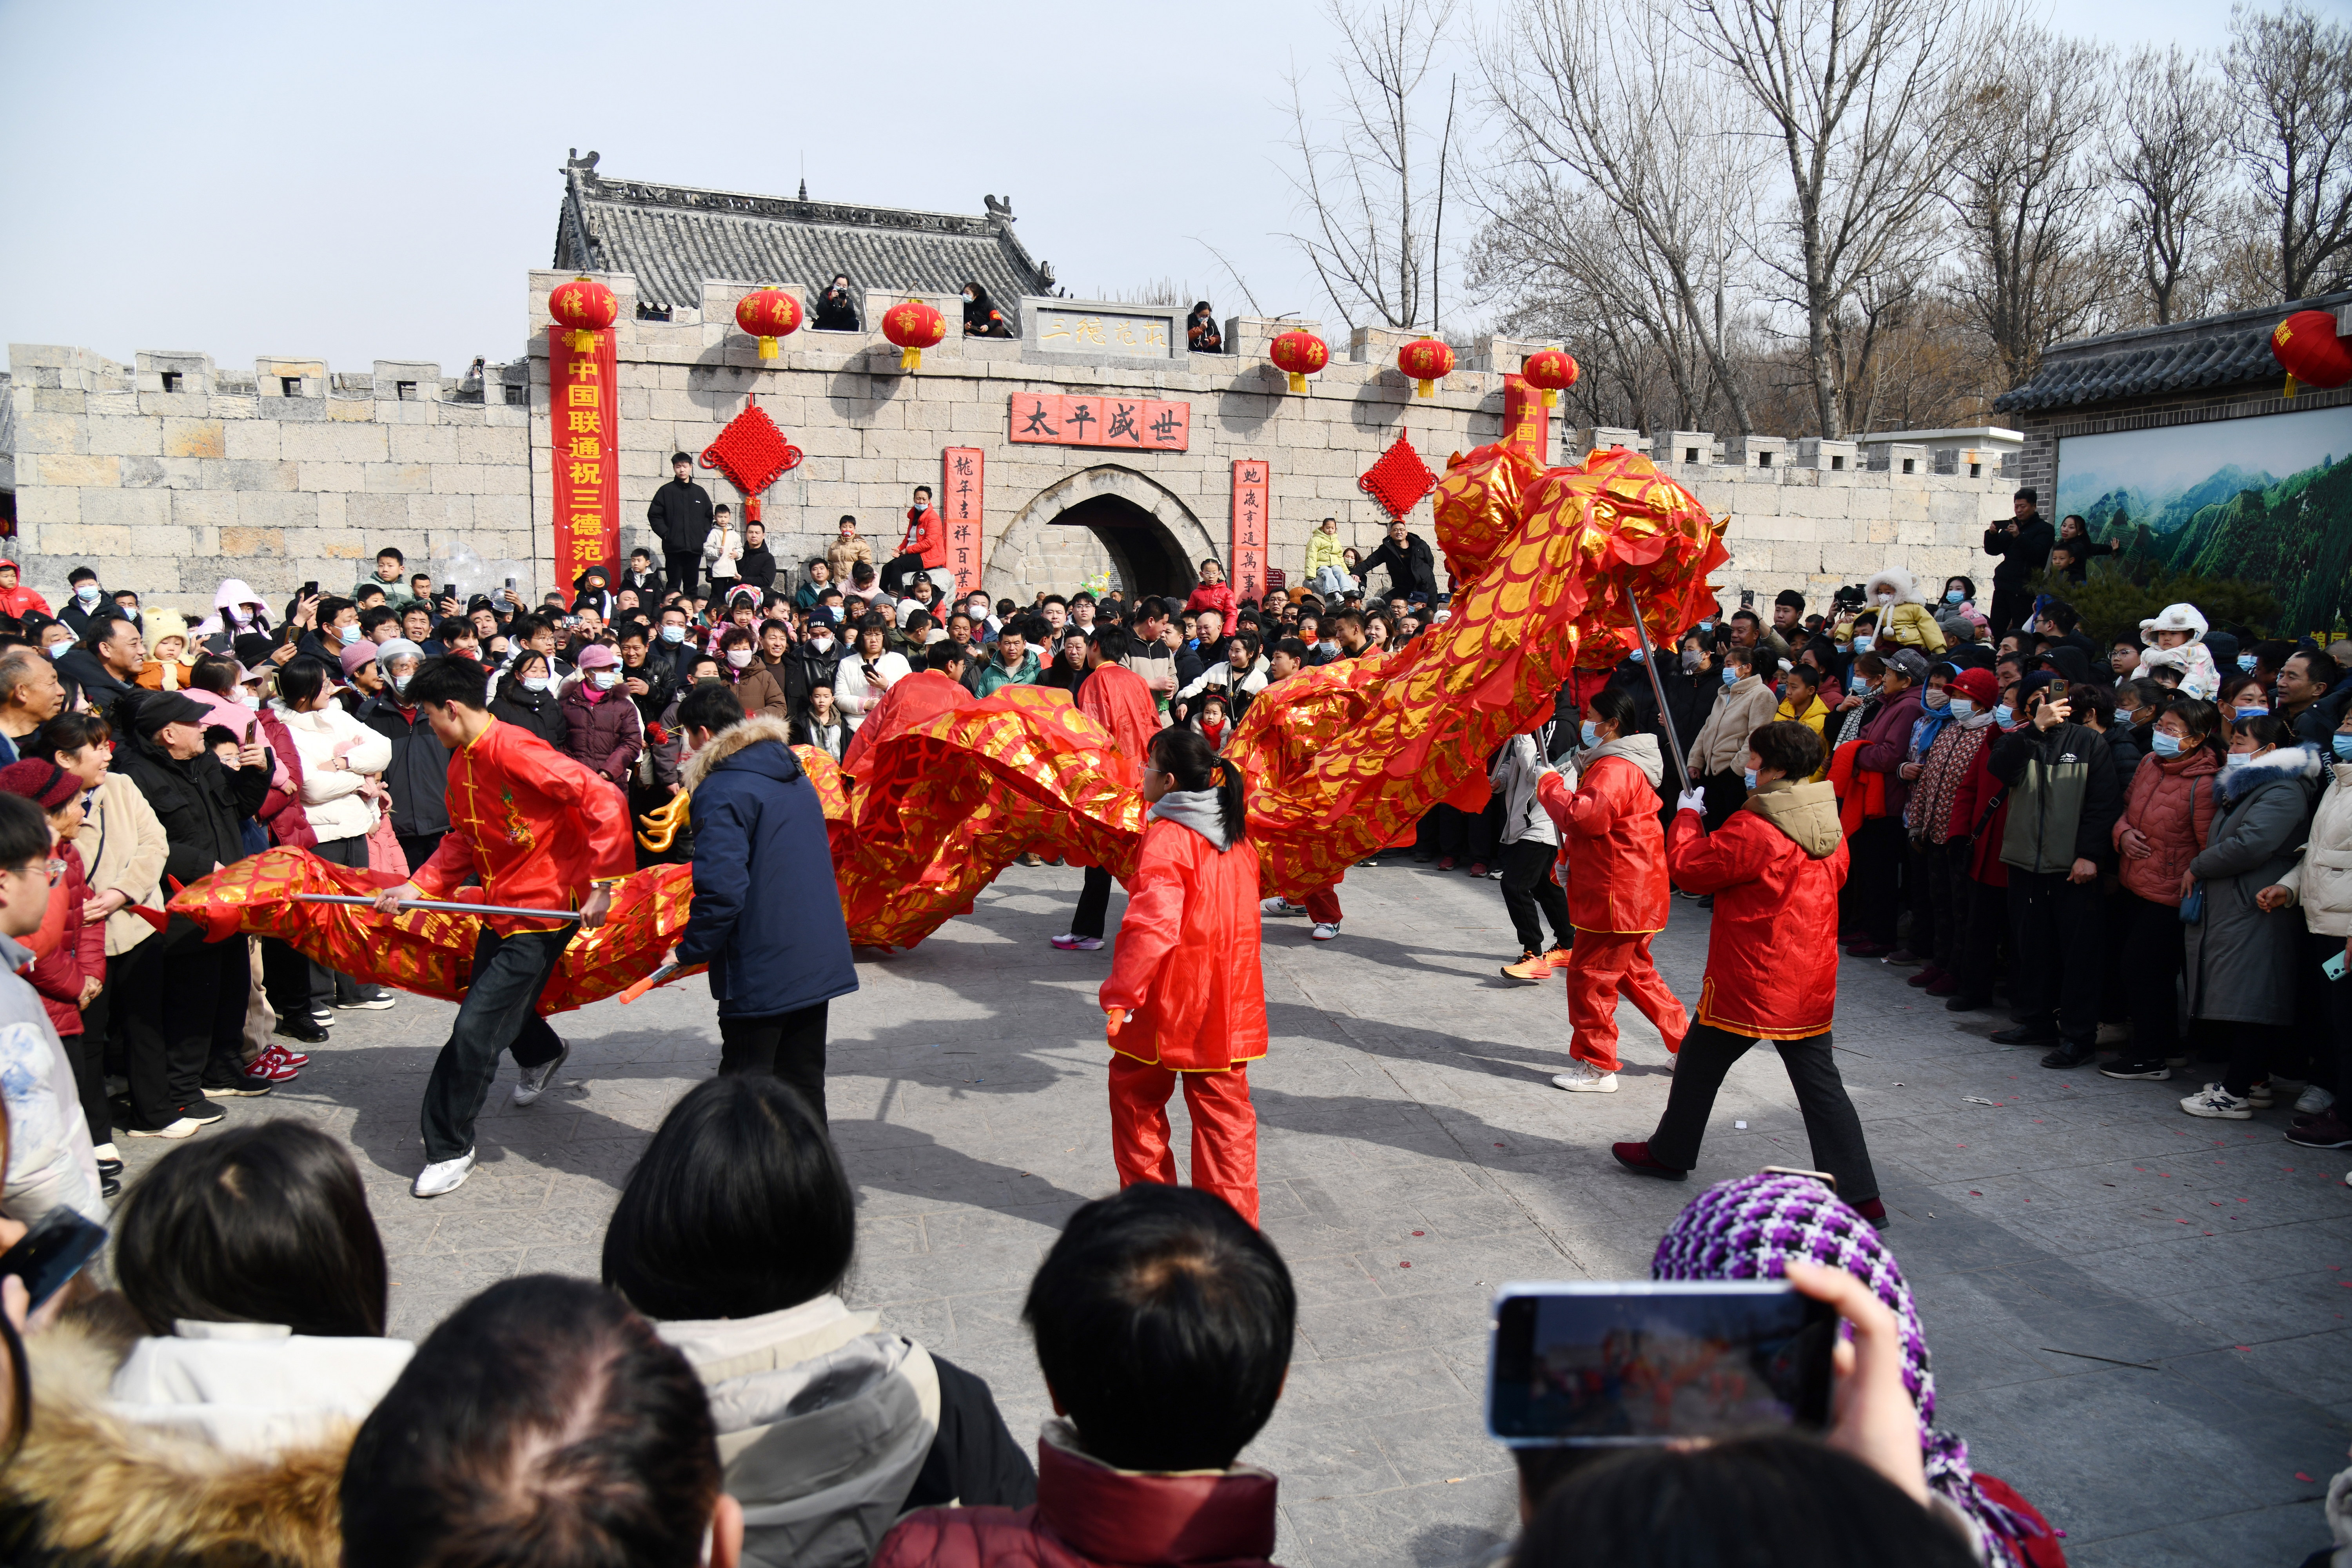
[1617,573,1693,798]
[295,894,585,922]
[619,963,680,1004]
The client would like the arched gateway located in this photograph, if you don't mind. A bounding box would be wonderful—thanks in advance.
[985,465,1215,604]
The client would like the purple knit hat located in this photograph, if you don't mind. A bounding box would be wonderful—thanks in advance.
[1651,1172,2048,1562]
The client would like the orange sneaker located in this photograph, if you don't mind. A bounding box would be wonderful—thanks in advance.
[1501,952,1552,982]
[1543,946,1572,974]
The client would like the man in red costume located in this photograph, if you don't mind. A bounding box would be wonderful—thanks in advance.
[842,640,977,773]
[1612,719,1887,1225]
[371,655,634,1200]
[1057,624,1162,952]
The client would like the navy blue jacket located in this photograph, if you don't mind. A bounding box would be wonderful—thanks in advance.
[675,717,857,1018]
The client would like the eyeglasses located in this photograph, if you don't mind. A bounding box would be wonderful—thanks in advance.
[8,860,64,886]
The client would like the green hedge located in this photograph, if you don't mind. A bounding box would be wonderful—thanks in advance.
[2031,568,2281,647]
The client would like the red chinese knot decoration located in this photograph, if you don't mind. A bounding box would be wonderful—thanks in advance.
[1397,338,1455,399]
[884,299,947,371]
[549,276,617,352]
[2272,310,2352,398]
[1358,430,1439,521]
[735,288,803,361]
[1269,330,1329,393]
[1522,348,1579,409]
[699,399,803,525]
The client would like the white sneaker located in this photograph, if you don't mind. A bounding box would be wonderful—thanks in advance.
[1310,922,1342,941]
[512,1042,571,1107]
[334,992,397,1011]
[1552,1061,1619,1093]
[311,1010,336,1027]
[127,1117,201,1139]
[412,1149,476,1198]
[1261,897,1308,917]
[2179,1083,2252,1120]
[2297,1085,2337,1117]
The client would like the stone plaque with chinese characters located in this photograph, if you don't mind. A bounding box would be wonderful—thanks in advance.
[942,447,984,597]
[1033,308,1175,358]
[1229,460,1270,603]
[1007,394,1191,452]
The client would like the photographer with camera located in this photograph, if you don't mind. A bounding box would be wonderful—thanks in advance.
[1982,488,2053,641]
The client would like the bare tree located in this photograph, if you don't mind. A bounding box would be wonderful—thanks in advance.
[1478,0,1767,432]
[1282,0,1462,332]
[1685,0,1978,437]
[1945,28,2117,386]
[2109,46,2237,324]
[2226,0,2352,302]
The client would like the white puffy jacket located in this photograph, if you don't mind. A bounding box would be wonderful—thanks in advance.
[275,702,393,843]
[2279,759,2352,938]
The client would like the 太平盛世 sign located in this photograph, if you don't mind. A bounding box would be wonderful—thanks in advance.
[1007,394,1190,452]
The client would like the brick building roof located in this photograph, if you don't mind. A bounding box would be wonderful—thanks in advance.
[552,151,1056,318]
[1994,289,2352,414]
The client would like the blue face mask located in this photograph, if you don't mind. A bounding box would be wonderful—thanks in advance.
[1698,620,1714,632]
[1580,720,1600,748]
[1721,667,1738,686]
[523,676,552,693]
[1852,634,1873,652]
[74,585,99,605]
[2225,751,2250,769]
[1628,648,1645,662]
[1993,703,2015,728]
[2334,734,2352,760]
[1945,590,1964,605]
[2151,730,2183,757]
[1948,697,1975,719]
[2238,654,2258,672]
[2114,706,2135,726]
[1743,767,1759,790]
[659,624,685,643]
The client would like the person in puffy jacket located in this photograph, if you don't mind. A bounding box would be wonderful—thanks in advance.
[272,655,397,1013]
[1537,687,1687,1093]
[2099,699,2223,1081]
[556,645,643,794]
[487,651,567,750]
[1862,568,1947,655]
[874,1184,1290,1568]
[1686,644,1779,827]
[2262,703,2352,1150]
[1615,720,1887,1225]
[604,1074,1033,1568]
[1099,727,1266,1225]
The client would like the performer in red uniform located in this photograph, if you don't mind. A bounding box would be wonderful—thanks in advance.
[842,641,978,773]
[1614,719,1887,1223]
[1099,726,1266,1223]
[1537,686,1687,1093]
[1058,625,1163,951]
[371,655,635,1199]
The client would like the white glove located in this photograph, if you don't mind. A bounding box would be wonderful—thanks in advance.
[1676,788,1708,815]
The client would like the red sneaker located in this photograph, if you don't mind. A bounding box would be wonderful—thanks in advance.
[1611,1142,1689,1180]
[1906,965,1944,989]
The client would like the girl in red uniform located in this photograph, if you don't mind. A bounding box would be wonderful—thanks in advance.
[1537,687,1688,1093]
[1100,727,1267,1223]
[1615,719,1887,1224]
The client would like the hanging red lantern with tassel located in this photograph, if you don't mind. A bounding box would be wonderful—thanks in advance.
[548,276,617,352]
[2272,310,2352,399]
[1522,347,1579,409]
[883,299,947,371]
[1396,338,1455,399]
[735,287,803,361]
[1269,329,1329,394]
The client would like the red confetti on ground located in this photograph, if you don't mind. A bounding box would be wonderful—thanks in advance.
[2177,1219,2191,1224]
[1399,1261,1412,1269]
[1969,1191,1982,1196]
[1412,1230,1425,1236]
[2299,1472,2315,1483]
[2236,1345,2252,1351]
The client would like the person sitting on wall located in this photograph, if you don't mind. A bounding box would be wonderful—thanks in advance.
[962,282,1012,338]
[813,272,861,332]
[1188,303,1223,354]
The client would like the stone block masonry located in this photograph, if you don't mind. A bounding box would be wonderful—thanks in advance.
[8,278,2011,617]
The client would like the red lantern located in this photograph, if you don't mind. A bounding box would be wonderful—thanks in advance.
[548,276,617,352]
[2272,310,2352,398]
[735,288,803,361]
[1397,338,1456,399]
[883,299,947,371]
[1269,329,1330,394]
[1522,347,1579,409]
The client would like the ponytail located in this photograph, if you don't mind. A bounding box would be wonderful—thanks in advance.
[1149,726,1249,846]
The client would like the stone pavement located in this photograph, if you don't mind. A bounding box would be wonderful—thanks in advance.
[117,858,2352,1566]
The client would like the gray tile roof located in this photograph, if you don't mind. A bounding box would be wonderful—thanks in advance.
[1994,289,2352,414]
[553,152,1054,321]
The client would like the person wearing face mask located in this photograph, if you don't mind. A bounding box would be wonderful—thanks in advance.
[2216,670,2270,727]
[356,639,450,875]
[783,613,845,711]
[882,485,950,597]
[1845,649,1931,959]
[1685,644,1779,829]
[56,568,111,639]
[556,646,644,798]
[1932,576,1978,645]
[2254,705,2352,1149]
[832,616,910,731]
[960,281,1011,338]
[487,651,568,750]
[1901,668,2000,1000]
[2096,698,2225,1081]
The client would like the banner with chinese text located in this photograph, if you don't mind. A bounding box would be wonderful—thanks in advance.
[550,329,619,583]
[1229,460,1270,604]
[942,447,984,597]
[1502,374,1551,466]
[1007,394,1190,451]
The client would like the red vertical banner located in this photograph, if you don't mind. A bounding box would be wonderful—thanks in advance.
[1502,374,1551,466]
[942,447,984,597]
[1229,460,1270,604]
[549,328,620,583]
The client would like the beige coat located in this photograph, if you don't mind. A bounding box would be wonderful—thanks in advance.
[2277,760,2352,938]
[826,535,876,582]
[1689,674,1781,777]
[73,773,168,957]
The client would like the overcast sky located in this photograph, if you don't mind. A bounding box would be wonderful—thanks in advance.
[0,0,2288,375]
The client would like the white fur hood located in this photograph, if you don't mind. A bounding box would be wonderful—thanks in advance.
[1866,568,1921,607]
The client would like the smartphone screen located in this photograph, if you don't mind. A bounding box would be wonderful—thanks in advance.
[0,1206,109,1311]
[1487,1282,1835,1445]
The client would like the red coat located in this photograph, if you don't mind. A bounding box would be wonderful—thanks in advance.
[875,1427,1279,1568]
[843,669,976,773]
[0,585,51,621]
[2114,744,2219,906]
[1076,663,1160,785]
[412,720,635,932]
[1100,816,1266,1072]
[24,844,102,1037]
[1667,786,1847,1040]
[901,505,947,569]
[1183,583,1238,622]
[1538,756,1669,934]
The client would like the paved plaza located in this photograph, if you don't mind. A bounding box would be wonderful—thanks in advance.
[119,858,2352,1566]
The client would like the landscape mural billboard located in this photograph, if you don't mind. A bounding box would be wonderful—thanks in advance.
[2056,405,2352,635]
